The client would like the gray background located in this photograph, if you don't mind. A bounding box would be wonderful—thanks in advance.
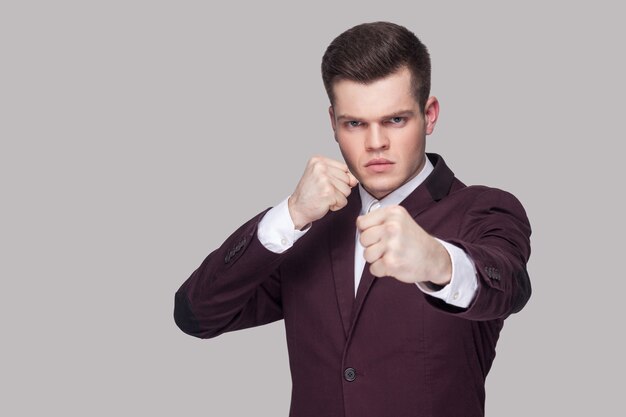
[2,0,624,415]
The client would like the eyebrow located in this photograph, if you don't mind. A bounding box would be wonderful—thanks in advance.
[336,109,416,122]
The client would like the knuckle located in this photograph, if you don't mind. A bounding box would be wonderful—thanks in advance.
[385,222,399,234]
[309,156,325,170]
[390,240,403,255]
[388,205,405,216]
[314,163,327,175]
[321,183,334,196]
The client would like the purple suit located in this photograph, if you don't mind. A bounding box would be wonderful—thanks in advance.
[174,153,532,417]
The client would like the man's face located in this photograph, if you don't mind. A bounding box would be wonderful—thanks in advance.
[329,66,439,200]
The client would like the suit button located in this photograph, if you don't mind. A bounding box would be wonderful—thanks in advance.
[344,367,356,382]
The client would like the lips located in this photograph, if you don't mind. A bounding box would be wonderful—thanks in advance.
[365,158,394,173]
[365,158,394,167]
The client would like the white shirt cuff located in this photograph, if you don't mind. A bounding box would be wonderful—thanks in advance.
[415,239,478,308]
[257,196,310,254]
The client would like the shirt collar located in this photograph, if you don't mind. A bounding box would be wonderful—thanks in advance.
[358,155,434,215]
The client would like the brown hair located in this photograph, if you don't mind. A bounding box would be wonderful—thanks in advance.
[321,21,431,112]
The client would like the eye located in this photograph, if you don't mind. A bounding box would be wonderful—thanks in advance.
[347,121,362,128]
[389,117,405,124]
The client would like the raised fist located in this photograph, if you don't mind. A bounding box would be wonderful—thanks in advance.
[357,205,452,285]
[288,156,359,230]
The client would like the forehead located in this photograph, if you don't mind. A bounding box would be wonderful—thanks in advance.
[332,66,418,119]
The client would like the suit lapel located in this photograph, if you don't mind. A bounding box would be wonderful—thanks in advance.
[351,265,375,329]
[329,191,361,339]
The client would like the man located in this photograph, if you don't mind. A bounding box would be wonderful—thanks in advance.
[174,21,531,417]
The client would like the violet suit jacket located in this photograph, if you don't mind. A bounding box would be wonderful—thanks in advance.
[174,153,532,417]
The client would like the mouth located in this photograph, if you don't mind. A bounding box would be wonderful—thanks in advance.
[365,158,395,173]
[365,158,394,167]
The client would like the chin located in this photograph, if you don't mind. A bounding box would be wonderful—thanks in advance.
[361,180,397,199]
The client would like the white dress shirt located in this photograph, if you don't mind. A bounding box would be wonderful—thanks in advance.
[257,157,478,308]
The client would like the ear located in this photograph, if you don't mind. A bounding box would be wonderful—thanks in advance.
[423,96,440,135]
[329,105,337,132]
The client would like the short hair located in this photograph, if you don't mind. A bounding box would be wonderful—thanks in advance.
[321,21,431,112]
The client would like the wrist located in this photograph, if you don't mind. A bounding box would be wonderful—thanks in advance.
[428,240,452,286]
[287,196,309,231]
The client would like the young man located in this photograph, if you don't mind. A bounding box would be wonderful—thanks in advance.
[174,21,531,417]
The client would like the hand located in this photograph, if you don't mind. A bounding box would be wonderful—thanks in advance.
[356,205,452,285]
[288,156,358,230]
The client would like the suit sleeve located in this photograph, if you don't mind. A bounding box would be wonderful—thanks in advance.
[428,188,532,321]
[174,208,288,339]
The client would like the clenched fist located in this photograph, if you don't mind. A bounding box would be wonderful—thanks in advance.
[288,156,359,230]
[357,205,452,285]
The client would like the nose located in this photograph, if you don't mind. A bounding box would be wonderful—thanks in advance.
[365,124,389,151]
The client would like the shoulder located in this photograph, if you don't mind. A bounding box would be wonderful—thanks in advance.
[439,183,531,233]
[448,184,531,240]
[450,184,527,212]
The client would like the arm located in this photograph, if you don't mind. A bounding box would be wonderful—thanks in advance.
[357,187,531,320]
[429,188,532,320]
[415,239,478,308]
[174,209,287,339]
[174,156,358,339]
